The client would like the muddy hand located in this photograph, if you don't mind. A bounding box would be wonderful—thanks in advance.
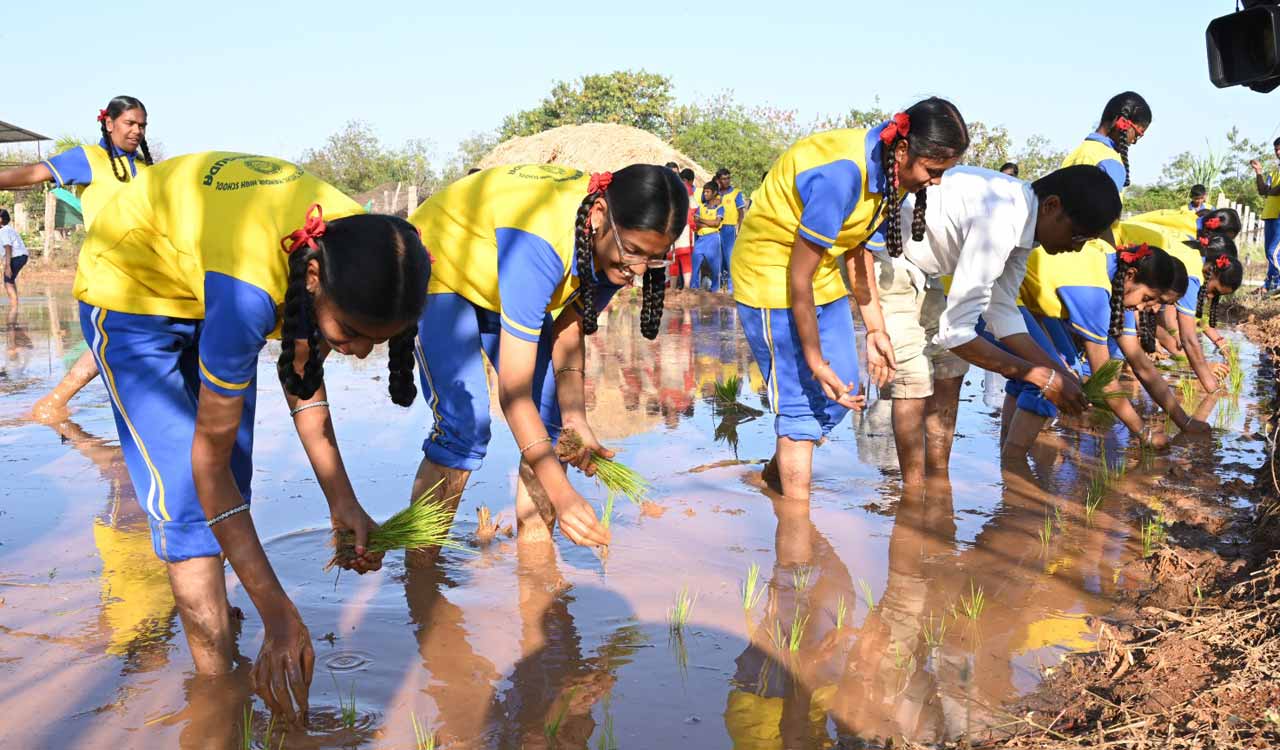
[1180,417,1212,435]
[562,420,613,477]
[812,362,860,410]
[251,605,315,726]
[329,497,384,573]
[550,488,611,547]
[864,331,897,388]
[1211,361,1230,380]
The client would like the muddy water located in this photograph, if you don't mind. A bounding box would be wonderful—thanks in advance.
[0,286,1269,749]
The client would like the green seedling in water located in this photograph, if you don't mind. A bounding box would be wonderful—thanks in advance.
[792,565,813,593]
[769,611,809,654]
[1038,511,1054,553]
[327,480,469,571]
[1139,439,1157,469]
[1085,474,1106,525]
[668,585,697,633]
[411,713,436,750]
[241,705,282,750]
[857,578,876,611]
[713,376,741,406]
[599,492,616,531]
[958,579,986,622]
[1081,359,1127,413]
[740,563,765,613]
[1140,517,1166,558]
[1178,377,1198,410]
[1104,455,1126,485]
[835,594,849,630]
[558,428,651,505]
[544,686,577,742]
[332,674,358,729]
[1227,363,1245,396]
[595,699,619,750]
[922,611,949,650]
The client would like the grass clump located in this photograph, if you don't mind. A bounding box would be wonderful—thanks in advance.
[411,713,435,749]
[1141,516,1167,558]
[1082,359,1127,412]
[857,578,876,611]
[922,611,949,649]
[1038,510,1054,554]
[1178,376,1198,411]
[544,686,576,742]
[958,579,986,622]
[668,585,697,634]
[741,563,765,613]
[333,674,358,729]
[558,428,651,505]
[326,481,467,571]
[713,376,741,406]
[835,594,849,630]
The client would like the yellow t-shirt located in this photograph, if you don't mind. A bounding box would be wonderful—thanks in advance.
[1263,169,1280,221]
[408,164,620,343]
[696,203,724,236]
[731,124,888,309]
[41,142,149,228]
[720,187,745,226]
[1020,244,1117,343]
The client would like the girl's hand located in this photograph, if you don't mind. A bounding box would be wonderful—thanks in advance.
[252,601,315,726]
[1211,361,1230,380]
[1179,417,1212,435]
[548,487,611,547]
[811,361,860,409]
[559,417,614,477]
[328,497,384,574]
[1251,159,1263,175]
[1040,367,1089,415]
[1141,430,1169,450]
[864,331,897,388]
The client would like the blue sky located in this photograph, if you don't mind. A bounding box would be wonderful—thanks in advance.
[4,1,1278,184]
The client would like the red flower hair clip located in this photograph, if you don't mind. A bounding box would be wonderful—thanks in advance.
[588,171,613,195]
[97,109,109,123]
[1199,236,1210,247]
[1118,243,1151,264]
[1204,217,1222,230]
[1215,255,1231,269]
[879,112,911,145]
[281,204,328,253]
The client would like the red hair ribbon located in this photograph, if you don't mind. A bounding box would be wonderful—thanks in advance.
[587,171,613,195]
[1204,217,1222,230]
[280,204,327,254]
[97,109,109,123]
[1199,236,1210,247]
[879,112,911,145]
[1114,116,1133,131]
[1216,255,1231,269]
[1118,243,1151,264]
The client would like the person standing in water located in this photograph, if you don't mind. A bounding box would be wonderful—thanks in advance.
[691,182,724,291]
[0,96,155,421]
[1251,138,1280,292]
[74,151,430,723]
[1,209,28,308]
[406,164,687,555]
[731,98,970,500]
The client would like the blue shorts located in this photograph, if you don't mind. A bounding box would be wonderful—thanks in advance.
[416,292,560,471]
[985,307,1081,419]
[80,303,255,563]
[738,299,859,441]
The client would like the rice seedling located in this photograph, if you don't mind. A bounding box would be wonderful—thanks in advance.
[1085,476,1105,525]
[326,480,468,571]
[1140,517,1166,558]
[333,674,358,729]
[1178,377,1198,411]
[958,579,986,622]
[668,585,697,634]
[713,376,741,406]
[599,492,616,531]
[1082,359,1127,413]
[740,563,765,613]
[544,686,577,742]
[922,611,949,650]
[1038,511,1053,553]
[1227,362,1245,396]
[792,565,813,593]
[835,594,849,630]
[857,577,876,611]
[239,707,283,750]
[595,699,618,750]
[768,610,809,654]
[411,713,436,750]
[558,428,651,505]
[890,642,917,674]
[1139,438,1157,469]
[1103,454,1127,485]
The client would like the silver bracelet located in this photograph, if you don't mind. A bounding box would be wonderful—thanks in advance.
[1043,369,1057,394]
[290,400,329,417]
[207,502,250,527]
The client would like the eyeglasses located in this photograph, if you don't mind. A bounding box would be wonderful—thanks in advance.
[606,202,672,276]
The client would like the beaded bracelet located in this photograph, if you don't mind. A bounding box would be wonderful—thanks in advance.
[519,436,553,455]
[207,503,250,528]
[555,366,585,377]
[290,400,330,417]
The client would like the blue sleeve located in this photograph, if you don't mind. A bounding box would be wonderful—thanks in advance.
[1057,286,1112,344]
[1176,276,1202,318]
[42,146,93,187]
[1120,309,1138,337]
[198,273,276,397]
[794,160,862,248]
[496,227,567,343]
[1097,159,1126,192]
[864,220,888,255]
[735,192,747,211]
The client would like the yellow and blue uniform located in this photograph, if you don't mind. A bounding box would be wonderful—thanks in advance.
[408,165,621,471]
[1116,218,1202,318]
[731,123,888,440]
[42,138,147,228]
[691,202,724,291]
[1062,134,1126,193]
[1262,168,1280,290]
[74,151,362,561]
[718,185,747,288]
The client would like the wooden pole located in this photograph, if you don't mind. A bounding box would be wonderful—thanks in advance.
[42,187,55,260]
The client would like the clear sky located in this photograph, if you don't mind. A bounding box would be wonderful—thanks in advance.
[4,0,1278,184]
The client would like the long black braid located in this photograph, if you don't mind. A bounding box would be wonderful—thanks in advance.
[573,192,601,335]
[877,98,969,257]
[98,117,129,183]
[1108,253,1134,341]
[276,249,325,399]
[880,144,907,258]
[1098,92,1151,189]
[640,267,665,340]
[1138,310,1158,353]
[387,329,418,406]
[1111,126,1132,188]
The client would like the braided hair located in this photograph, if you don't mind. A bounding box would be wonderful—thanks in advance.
[1109,244,1177,341]
[276,212,430,405]
[1099,92,1152,188]
[1197,208,1242,242]
[879,98,970,257]
[573,164,688,340]
[1138,311,1158,353]
[1196,244,1243,329]
[98,96,154,182]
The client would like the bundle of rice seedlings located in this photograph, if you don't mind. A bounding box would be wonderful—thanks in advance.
[713,376,741,407]
[325,481,467,571]
[557,428,651,505]
[1082,359,1126,413]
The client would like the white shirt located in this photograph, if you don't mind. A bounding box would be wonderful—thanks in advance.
[0,224,27,258]
[895,165,1037,350]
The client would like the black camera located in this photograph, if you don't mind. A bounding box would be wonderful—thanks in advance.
[1207,0,1280,92]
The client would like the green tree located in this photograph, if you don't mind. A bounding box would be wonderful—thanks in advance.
[499,70,675,139]
[961,121,1012,171]
[669,94,800,194]
[298,121,438,196]
[440,131,500,184]
[1010,135,1067,181]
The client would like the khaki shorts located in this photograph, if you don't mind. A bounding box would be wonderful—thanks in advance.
[874,255,969,400]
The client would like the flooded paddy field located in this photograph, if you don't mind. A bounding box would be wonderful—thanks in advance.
[0,285,1272,749]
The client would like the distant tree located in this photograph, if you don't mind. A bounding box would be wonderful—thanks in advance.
[669,94,801,194]
[499,70,675,140]
[1010,134,1068,182]
[299,121,439,196]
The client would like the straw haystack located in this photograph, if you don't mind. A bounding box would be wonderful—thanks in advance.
[476,123,711,184]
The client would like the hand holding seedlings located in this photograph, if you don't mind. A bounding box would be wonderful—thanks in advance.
[326,482,468,572]
[556,420,614,477]
[326,495,385,574]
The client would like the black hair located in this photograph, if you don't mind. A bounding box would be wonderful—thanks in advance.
[99,95,153,182]
[1030,164,1123,235]
[1109,244,1178,341]
[0,209,9,225]
[1189,183,1207,199]
[572,164,689,340]
[715,167,731,178]
[466,167,481,175]
[1099,92,1152,188]
[679,168,695,182]
[276,213,430,406]
[999,162,1019,176]
[1137,310,1158,353]
[1274,136,1280,147]
[879,97,970,257]
[1198,208,1241,240]
[1196,244,1243,328]
[701,180,719,199]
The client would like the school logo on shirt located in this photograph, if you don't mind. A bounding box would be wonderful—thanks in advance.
[201,154,304,191]
[505,164,584,182]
